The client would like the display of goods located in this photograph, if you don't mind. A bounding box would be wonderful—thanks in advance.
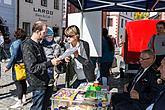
[53,88,77,100]
[87,85,101,91]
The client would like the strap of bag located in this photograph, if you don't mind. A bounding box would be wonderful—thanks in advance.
[151,34,156,52]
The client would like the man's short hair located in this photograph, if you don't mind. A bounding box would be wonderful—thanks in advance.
[141,49,155,56]
[32,21,47,33]
[156,21,165,28]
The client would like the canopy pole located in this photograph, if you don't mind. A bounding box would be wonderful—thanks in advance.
[78,0,84,39]
[151,0,160,11]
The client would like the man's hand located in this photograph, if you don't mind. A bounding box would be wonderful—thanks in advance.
[65,56,70,63]
[51,58,61,65]
[4,67,9,73]
[130,89,139,100]
[123,83,128,92]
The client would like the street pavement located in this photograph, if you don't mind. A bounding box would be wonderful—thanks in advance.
[0,62,65,110]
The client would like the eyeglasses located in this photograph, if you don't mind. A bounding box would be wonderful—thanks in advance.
[139,57,151,61]
[67,35,74,38]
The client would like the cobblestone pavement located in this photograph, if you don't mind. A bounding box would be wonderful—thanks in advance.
[0,62,66,110]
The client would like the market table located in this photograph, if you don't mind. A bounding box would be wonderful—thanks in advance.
[51,82,112,110]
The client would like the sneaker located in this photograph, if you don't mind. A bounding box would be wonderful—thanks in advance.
[10,101,23,108]
[1,59,5,63]
[22,95,26,103]
[6,58,10,62]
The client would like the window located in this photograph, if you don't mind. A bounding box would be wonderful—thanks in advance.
[23,22,30,37]
[25,0,33,3]
[107,18,113,27]
[53,27,59,36]
[41,0,47,7]
[4,0,12,5]
[121,19,124,28]
[54,0,59,10]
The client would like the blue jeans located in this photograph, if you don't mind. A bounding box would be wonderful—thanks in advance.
[30,89,46,110]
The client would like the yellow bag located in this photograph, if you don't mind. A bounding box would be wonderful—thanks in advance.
[14,63,26,80]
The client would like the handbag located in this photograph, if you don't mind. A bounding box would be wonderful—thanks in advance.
[14,63,26,80]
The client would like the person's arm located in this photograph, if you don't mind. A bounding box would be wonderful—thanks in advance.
[6,41,20,69]
[0,36,4,46]
[148,37,153,49]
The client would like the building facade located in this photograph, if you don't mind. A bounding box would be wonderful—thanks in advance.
[106,12,134,45]
[0,0,16,39]
[18,0,62,36]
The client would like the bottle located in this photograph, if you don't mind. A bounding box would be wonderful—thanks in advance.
[95,61,100,81]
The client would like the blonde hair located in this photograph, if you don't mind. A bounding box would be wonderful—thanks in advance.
[64,25,80,39]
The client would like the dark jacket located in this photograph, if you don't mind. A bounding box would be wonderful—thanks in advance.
[127,65,160,107]
[22,38,53,90]
[152,88,165,110]
[65,40,95,87]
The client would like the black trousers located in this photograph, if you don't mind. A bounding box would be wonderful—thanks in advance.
[15,79,27,99]
[111,92,144,110]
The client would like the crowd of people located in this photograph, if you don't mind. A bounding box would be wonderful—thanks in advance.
[1,20,165,110]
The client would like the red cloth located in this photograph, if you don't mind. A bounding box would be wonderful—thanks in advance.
[124,20,160,63]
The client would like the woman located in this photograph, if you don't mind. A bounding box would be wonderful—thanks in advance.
[64,25,95,88]
[4,28,27,108]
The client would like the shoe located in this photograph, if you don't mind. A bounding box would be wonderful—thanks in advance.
[1,59,5,63]
[10,100,23,108]
[48,79,55,86]
[6,58,10,62]
[22,95,26,103]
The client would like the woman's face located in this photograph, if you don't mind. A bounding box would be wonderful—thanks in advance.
[67,35,78,43]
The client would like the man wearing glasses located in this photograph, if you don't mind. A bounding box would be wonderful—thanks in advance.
[111,49,160,110]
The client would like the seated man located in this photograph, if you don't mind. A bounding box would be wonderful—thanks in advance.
[111,49,160,110]
[146,57,165,110]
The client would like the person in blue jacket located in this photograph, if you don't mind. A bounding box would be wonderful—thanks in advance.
[4,28,27,108]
